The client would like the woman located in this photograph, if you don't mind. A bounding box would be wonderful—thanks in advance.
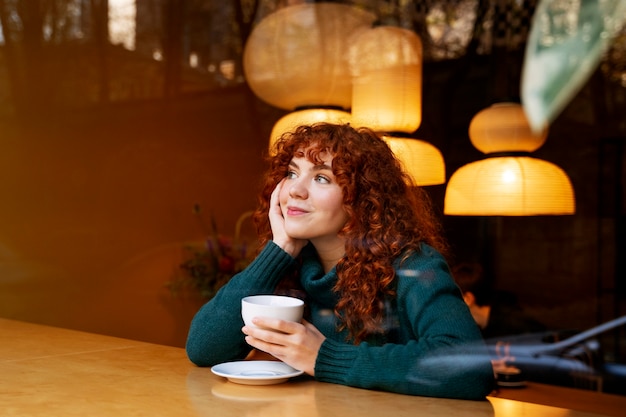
[186,123,494,399]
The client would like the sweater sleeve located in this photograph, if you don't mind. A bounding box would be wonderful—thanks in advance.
[185,242,296,366]
[314,248,495,400]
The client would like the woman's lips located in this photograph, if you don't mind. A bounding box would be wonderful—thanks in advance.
[286,206,308,216]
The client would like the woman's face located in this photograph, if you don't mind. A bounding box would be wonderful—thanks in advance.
[279,150,349,246]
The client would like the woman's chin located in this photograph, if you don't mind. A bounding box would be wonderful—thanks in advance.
[285,230,310,240]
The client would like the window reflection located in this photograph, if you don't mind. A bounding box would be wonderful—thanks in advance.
[0,2,622,108]
[109,0,136,50]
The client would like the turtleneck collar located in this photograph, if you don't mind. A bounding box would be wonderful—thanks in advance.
[298,243,339,307]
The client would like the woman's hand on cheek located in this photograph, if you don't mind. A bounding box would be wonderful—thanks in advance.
[242,319,325,377]
[269,180,308,257]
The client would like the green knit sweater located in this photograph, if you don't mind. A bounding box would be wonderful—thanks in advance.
[186,241,495,399]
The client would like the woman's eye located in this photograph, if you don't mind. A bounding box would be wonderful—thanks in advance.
[315,175,331,184]
[286,170,297,179]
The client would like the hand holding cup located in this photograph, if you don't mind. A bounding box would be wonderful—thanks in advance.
[241,295,304,329]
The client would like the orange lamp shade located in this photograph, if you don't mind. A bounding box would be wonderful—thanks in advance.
[445,101,575,216]
[269,109,352,153]
[383,136,445,186]
[350,26,423,133]
[469,103,548,153]
[243,3,376,111]
[444,156,575,215]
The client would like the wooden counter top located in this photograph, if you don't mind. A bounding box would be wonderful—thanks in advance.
[0,318,619,417]
[492,380,626,417]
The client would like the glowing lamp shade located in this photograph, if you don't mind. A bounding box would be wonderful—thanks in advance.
[350,26,422,133]
[243,3,376,111]
[444,102,575,216]
[469,103,548,153]
[269,109,352,153]
[383,136,445,186]
[349,27,441,186]
[444,157,575,215]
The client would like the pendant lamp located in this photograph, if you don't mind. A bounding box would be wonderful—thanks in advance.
[269,108,352,153]
[242,3,375,152]
[382,135,446,186]
[444,103,575,216]
[349,26,445,186]
[243,3,376,111]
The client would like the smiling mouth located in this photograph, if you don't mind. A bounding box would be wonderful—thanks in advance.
[287,207,308,216]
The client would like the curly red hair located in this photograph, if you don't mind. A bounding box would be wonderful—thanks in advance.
[253,123,448,343]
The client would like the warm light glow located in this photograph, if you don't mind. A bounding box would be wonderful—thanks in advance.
[220,60,235,81]
[501,169,517,183]
[383,136,446,186]
[109,0,136,50]
[445,101,575,216]
[444,157,575,215]
[243,3,376,111]
[189,53,199,68]
[352,66,422,132]
[348,27,442,185]
[269,109,352,153]
[489,397,571,417]
[350,26,423,133]
[469,103,548,153]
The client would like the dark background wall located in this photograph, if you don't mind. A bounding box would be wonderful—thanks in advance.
[0,88,278,346]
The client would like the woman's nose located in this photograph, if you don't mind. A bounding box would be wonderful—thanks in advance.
[288,177,308,199]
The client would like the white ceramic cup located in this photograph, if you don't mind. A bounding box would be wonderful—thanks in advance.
[241,295,304,328]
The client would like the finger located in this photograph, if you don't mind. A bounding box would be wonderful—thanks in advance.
[252,317,299,334]
[270,180,284,208]
[243,327,290,352]
[244,335,286,358]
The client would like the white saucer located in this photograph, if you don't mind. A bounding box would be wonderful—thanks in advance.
[211,361,304,385]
